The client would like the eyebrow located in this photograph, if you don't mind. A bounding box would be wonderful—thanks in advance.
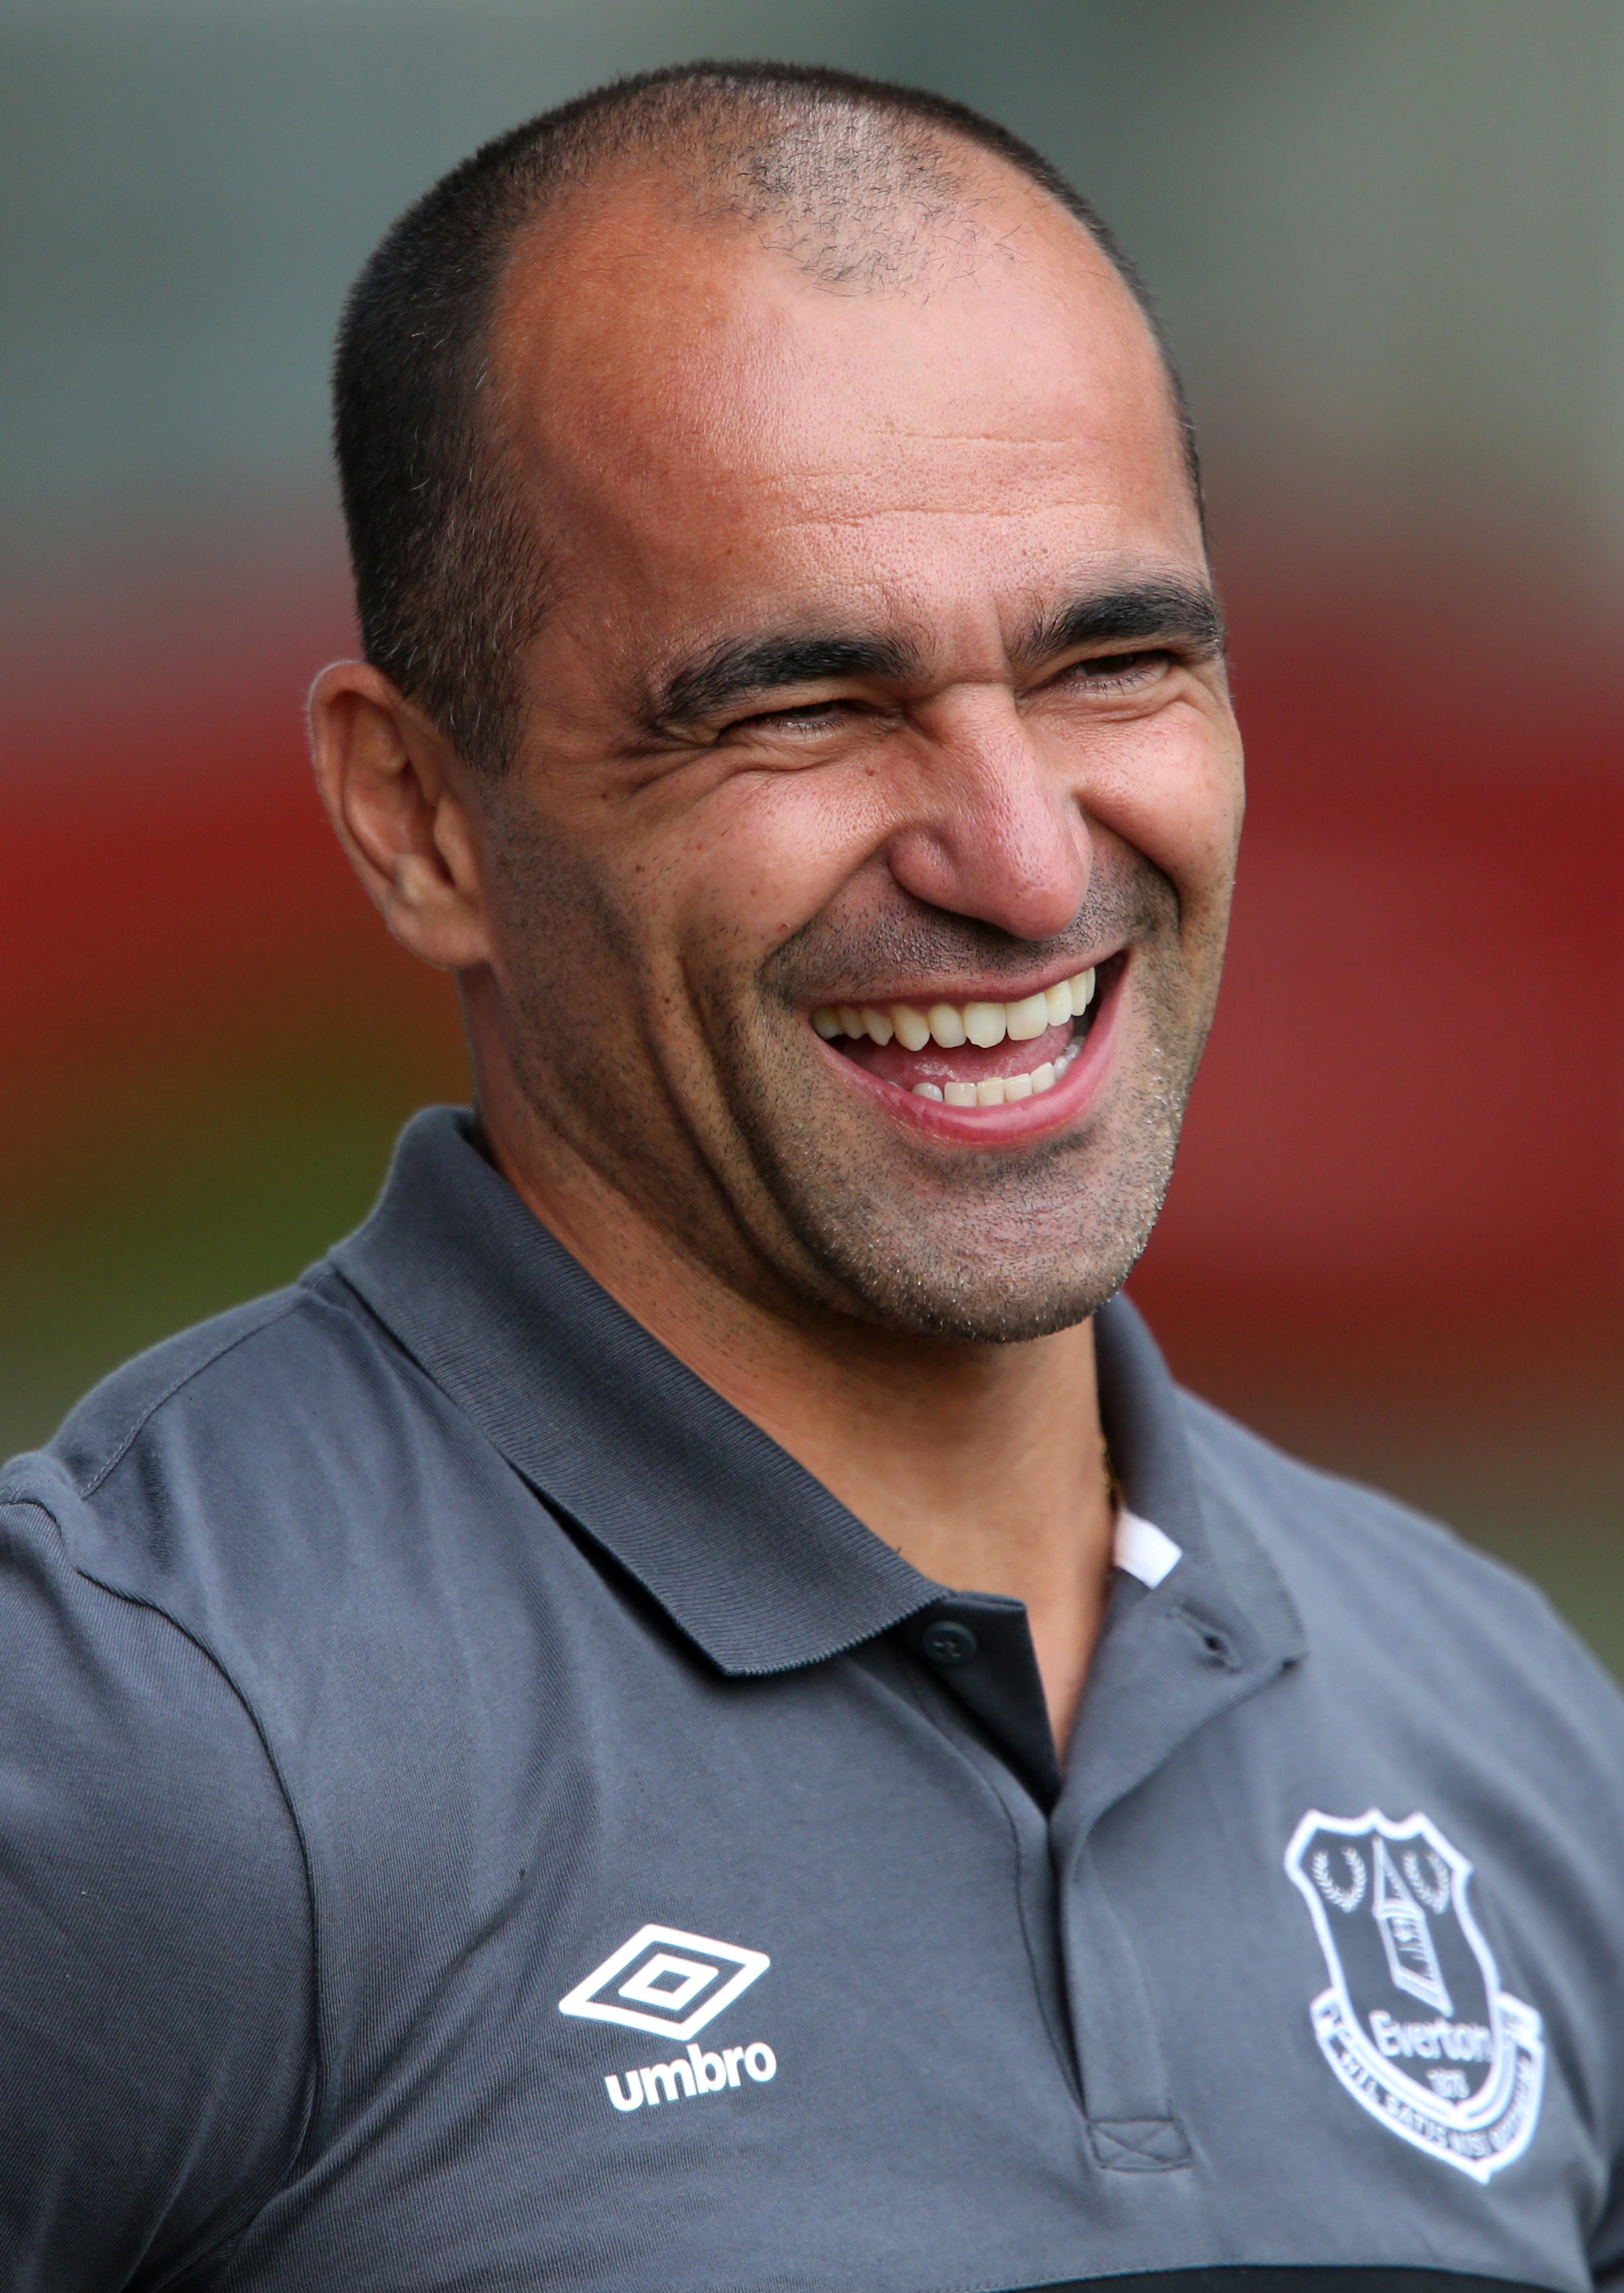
[1014,578,1225,669]
[646,577,1224,731]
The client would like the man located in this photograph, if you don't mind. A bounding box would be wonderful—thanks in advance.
[3,60,1621,2293]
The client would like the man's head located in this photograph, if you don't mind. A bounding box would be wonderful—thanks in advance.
[312,62,1243,1346]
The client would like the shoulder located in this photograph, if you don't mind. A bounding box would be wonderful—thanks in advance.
[0,1281,351,1996]
[1178,1386,1624,1740]
[0,1274,437,2276]
[1,1266,473,1616]
[0,1479,314,2281]
[0,1273,433,1968]
[0,1480,314,1926]
[1,1269,543,1907]
[25,1269,399,1509]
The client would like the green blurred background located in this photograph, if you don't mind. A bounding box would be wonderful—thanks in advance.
[3,0,1620,1665]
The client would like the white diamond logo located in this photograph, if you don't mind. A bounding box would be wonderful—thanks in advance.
[559,1924,771,2040]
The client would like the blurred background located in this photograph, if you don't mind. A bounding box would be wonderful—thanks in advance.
[3,0,1620,1665]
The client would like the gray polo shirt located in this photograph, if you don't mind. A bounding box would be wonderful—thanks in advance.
[3,1108,1623,2293]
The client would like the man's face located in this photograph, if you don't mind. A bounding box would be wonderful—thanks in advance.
[469,171,1242,1342]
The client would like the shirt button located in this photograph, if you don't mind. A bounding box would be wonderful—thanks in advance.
[919,1618,980,1668]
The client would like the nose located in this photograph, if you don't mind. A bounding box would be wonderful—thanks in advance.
[883,690,1091,943]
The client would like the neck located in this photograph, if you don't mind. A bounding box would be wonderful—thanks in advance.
[481,1099,1116,1756]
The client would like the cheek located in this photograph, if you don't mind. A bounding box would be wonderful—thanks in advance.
[1079,707,1242,925]
[478,796,664,1048]
[662,766,894,978]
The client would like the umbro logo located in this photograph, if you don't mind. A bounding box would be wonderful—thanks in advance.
[558,1923,771,2042]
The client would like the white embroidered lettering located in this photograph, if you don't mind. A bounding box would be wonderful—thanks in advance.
[640,2058,695,2105]
[1368,2010,1492,2064]
[605,2042,778,2115]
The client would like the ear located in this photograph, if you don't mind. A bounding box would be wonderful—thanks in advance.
[308,661,494,972]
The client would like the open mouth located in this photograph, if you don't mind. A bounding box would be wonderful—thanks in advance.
[810,953,1122,1112]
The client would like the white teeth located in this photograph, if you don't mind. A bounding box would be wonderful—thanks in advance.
[815,972,1097,1046]
[813,968,1103,1090]
[1006,991,1049,1042]
[910,1038,1080,1113]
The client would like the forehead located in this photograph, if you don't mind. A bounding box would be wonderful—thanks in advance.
[494,169,1201,642]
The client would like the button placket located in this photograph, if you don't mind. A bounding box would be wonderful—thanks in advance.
[1045,1523,1302,2178]
[1059,1840,1191,2172]
[872,1630,1087,2113]
[884,1439,1305,2191]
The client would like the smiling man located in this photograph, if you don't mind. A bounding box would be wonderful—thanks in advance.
[5,60,1624,2293]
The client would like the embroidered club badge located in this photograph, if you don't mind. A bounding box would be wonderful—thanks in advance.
[1284,1807,1544,2182]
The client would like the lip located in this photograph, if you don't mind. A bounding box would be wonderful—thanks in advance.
[811,953,1127,1144]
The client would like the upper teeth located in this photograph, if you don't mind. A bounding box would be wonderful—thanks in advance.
[812,969,1096,1050]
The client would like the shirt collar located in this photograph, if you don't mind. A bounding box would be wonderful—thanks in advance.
[324,1108,1302,1687]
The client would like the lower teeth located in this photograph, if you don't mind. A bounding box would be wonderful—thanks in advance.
[912,1036,1082,1108]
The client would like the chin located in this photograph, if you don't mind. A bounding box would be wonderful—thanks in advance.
[725,995,1190,1344]
[780,1173,1170,1346]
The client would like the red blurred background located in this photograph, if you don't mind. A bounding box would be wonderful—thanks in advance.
[4,0,1620,1663]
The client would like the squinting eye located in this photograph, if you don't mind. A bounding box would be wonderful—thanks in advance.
[734,699,852,734]
[1072,650,1166,685]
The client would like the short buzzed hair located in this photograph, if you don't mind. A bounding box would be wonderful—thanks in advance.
[334,61,1198,775]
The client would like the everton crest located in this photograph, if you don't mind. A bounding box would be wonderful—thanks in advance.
[1285,1807,1543,2181]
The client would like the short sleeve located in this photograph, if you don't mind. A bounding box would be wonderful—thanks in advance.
[0,1497,313,2290]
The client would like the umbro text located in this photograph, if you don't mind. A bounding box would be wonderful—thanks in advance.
[604,2040,777,2113]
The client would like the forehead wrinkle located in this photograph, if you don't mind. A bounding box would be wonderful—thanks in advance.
[729,439,1158,488]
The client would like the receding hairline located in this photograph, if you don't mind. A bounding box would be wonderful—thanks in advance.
[490,86,1063,287]
[334,61,1202,776]
[492,111,1130,311]
[480,122,1186,480]
[468,70,1192,457]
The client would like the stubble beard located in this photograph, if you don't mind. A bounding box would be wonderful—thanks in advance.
[720,865,1218,1345]
[488,797,1219,1346]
